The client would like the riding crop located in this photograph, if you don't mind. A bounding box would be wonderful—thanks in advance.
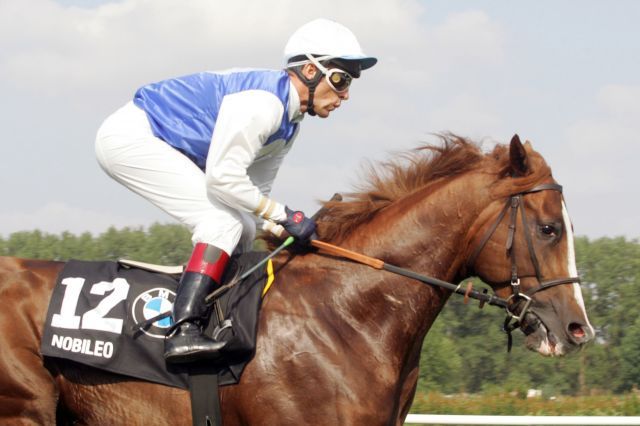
[202,196,336,304]
[203,236,294,303]
[310,240,508,309]
[131,236,295,333]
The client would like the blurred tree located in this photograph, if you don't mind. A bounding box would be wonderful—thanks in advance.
[0,223,191,264]
[145,223,192,264]
[619,315,640,391]
[418,319,463,394]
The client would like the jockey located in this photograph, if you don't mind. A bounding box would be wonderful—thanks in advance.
[94,18,377,364]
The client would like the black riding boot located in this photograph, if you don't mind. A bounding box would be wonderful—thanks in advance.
[164,243,229,364]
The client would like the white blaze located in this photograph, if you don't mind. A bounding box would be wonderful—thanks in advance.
[562,201,595,334]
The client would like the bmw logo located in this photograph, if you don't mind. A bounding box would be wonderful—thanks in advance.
[131,287,176,339]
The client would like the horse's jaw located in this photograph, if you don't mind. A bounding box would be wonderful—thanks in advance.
[525,323,561,356]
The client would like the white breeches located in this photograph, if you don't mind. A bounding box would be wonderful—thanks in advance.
[95,101,256,254]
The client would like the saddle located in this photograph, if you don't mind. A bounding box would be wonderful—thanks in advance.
[41,252,274,425]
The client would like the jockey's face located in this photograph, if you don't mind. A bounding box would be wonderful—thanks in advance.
[312,72,350,118]
[297,63,350,118]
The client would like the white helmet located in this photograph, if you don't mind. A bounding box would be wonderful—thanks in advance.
[284,18,377,77]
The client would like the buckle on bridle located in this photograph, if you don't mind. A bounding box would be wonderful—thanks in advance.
[510,277,520,296]
[503,290,533,352]
[505,291,532,324]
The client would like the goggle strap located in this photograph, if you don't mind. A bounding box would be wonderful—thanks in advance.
[288,54,352,93]
[286,54,334,69]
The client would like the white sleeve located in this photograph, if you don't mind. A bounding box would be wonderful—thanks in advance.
[205,90,287,222]
[246,132,297,197]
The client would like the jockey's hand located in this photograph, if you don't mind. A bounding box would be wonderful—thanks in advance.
[277,207,317,241]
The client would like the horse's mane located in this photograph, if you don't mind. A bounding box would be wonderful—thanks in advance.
[313,134,552,243]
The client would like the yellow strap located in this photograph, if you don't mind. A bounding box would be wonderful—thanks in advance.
[261,259,275,297]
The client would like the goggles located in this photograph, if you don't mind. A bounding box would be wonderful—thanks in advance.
[304,54,353,93]
[324,68,353,93]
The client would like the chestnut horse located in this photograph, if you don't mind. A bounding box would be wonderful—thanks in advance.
[0,135,594,425]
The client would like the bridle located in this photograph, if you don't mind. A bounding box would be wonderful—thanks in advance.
[303,185,582,351]
[466,182,582,348]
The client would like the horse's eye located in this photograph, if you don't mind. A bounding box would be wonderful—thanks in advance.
[539,224,557,237]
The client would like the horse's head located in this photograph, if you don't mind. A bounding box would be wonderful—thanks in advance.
[465,135,594,356]
[312,134,594,356]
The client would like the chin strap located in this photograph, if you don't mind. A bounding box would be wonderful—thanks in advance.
[290,66,323,116]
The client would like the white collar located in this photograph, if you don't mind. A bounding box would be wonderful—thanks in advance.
[288,80,304,123]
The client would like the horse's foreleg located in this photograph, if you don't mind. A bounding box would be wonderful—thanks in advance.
[0,356,58,425]
[0,268,59,425]
[394,366,420,426]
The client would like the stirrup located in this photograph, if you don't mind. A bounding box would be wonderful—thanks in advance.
[164,324,227,364]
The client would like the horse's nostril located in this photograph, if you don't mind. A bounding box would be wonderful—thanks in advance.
[568,323,586,342]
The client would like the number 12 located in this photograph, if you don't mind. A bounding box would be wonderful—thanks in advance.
[51,277,130,334]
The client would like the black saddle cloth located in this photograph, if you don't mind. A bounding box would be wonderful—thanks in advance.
[41,252,271,389]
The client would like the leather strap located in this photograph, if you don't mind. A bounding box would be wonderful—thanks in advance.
[311,240,385,269]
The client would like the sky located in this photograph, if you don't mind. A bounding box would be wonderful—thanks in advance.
[1,0,638,240]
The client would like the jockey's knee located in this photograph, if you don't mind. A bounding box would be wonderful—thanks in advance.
[192,215,244,255]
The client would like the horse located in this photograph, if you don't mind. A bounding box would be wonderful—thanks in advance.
[0,134,594,425]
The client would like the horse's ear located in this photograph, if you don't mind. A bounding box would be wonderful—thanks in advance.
[509,134,529,177]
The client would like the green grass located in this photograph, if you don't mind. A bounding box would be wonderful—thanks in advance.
[409,391,640,416]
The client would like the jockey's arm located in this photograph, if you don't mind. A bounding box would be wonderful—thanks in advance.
[205,90,288,223]
[246,140,292,199]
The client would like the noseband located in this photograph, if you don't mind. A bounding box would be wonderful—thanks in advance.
[466,183,582,348]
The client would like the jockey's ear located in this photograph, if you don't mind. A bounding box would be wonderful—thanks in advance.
[301,63,320,80]
[508,134,529,177]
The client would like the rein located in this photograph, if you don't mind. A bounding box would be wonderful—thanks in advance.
[312,183,581,351]
[311,240,508,309]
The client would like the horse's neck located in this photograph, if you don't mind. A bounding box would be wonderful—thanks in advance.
[345,173,492,281]
[280,173,493,366]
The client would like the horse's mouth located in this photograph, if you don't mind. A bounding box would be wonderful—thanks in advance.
[521,312,573,357]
